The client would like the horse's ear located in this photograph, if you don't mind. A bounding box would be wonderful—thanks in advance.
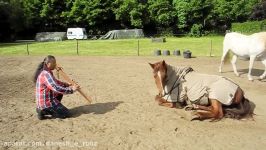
[162,60,166,66]
[149,63,155,69]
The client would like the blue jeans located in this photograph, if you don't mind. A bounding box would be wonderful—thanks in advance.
[37,94,70,119]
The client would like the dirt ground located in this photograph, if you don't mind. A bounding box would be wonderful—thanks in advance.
[0,56,266,150]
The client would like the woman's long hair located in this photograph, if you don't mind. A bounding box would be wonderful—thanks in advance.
[33,55,55,83]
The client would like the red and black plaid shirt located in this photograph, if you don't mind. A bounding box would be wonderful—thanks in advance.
[35,69,73,109]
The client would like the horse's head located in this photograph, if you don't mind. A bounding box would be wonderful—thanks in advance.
[149,60,167,97]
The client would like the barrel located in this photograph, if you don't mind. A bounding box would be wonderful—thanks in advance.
[154,49,161,56]
[183,50,192,58]
[173,50,181,56]
[163,50,170,56]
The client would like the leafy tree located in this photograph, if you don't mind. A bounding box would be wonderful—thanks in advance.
[22,0,43,30]
[113,0,148,28]
[39,0,67,31]
[173,0,213,33]
[0,0,25,41]
[62,0,115,34]
[1,0,263,39]
[0,1,12,41]
[172,0,189,31]
[148,0,175,27]
[250,0,266,20]
[210,0,258,31]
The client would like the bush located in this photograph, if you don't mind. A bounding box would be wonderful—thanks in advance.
[189,24,203,37]
[231,20,266,33]
[156,27,175,37]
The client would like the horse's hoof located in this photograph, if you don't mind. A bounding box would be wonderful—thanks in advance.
[185,106,195,111]
[248,78,254,81]
[209,118,221,122]
[259,75,265,80]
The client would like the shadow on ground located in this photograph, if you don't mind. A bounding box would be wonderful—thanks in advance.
[70,101,123,118]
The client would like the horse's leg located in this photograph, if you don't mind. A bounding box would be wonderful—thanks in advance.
[155,95,176,108]
[231,55,240,77]
[192,104,211,111]
[194,99,223,120]
[259,58,266,80]
[248,55,256,81]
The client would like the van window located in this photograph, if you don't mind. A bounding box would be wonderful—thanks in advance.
[68,31,72,34]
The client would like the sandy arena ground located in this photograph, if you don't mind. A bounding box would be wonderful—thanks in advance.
[0,56,266,150]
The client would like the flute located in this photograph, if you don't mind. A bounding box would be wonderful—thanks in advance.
[55,64,92,104]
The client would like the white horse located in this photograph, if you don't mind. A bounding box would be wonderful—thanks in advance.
[219,32,266,81]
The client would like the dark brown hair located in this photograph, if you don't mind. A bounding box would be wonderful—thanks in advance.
[33,55,55,83]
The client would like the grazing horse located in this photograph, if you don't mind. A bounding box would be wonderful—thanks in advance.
[149,60,252,121]
[219,32,266,81]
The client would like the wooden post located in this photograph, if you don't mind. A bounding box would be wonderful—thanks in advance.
[137,40,140,56]
[210,40,213,57]
[76,39,79,55]
[26,43,29,55]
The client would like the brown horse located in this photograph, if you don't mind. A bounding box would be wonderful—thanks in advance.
[149,60,252,121]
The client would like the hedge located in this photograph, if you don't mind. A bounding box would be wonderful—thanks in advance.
[231,19,266,34]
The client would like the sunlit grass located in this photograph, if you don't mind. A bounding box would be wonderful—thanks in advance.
[0,36,224,57]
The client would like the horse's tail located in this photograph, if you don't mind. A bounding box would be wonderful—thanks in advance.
[222,35,232,64]
[223,50,231,64]
[223,98,253,119]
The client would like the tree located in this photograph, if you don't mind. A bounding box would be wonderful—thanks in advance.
[250,0,266,20]
[0,1,12,41]
[210,0,258,32]
[39,0,67,31]
[22,0,42,29]
[113,0,148,28]
[173,0,213,34]
[62,0,115,34]
[148,0,175,27]
[0,0,25,41]
[173,0,189,31]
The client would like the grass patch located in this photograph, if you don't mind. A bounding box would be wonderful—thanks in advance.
[0,36,224,56]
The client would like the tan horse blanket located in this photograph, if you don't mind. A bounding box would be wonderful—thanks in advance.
[163,65,239,105]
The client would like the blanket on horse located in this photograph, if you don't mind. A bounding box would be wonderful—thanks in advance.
[163,65,239,106]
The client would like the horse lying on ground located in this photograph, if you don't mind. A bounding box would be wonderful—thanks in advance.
[149,60,253,121]
[219,32,266,81]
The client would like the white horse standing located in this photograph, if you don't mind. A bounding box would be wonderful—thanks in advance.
[219,32,266,81]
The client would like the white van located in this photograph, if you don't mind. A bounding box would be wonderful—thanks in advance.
[67,28,87,40]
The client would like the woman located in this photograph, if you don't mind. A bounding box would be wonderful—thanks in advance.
[34,55,79,120]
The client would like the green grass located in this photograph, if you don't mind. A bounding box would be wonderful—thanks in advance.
[0,36,224,56]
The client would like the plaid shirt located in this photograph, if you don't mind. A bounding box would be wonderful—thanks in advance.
[36,69,73,109]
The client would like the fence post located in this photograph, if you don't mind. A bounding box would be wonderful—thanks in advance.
[137,40,140,56]
[26,43,29,55]
[76,39,79,55]
[209,40,212,57]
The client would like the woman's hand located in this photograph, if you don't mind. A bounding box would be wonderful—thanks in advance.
[71,84,80,92]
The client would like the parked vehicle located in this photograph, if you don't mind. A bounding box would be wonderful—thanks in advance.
[67,28,87,40]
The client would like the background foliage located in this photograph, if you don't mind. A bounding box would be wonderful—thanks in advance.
[0,0,265,41]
